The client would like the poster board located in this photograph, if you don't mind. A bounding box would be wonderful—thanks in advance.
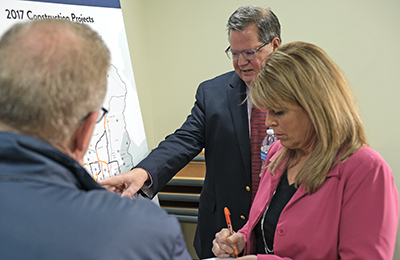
[0,0,148,181]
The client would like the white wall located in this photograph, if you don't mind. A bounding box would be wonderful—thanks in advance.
[121,0,400,258]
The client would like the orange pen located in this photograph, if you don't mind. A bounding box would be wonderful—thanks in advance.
[224,207,239,258]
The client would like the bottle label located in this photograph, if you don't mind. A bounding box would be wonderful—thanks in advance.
[261,152,267,160]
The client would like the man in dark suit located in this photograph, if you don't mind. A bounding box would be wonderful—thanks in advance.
[100,5,281,259]
[0,19,191,260]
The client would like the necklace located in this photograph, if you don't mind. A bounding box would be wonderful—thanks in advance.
[260,189,276,254]
[259,168,293,255]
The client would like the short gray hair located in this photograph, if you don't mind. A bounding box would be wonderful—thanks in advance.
[0,19,110,145]
[227,5,281,44]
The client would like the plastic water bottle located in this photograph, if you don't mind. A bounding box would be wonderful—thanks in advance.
[260,129,277,170]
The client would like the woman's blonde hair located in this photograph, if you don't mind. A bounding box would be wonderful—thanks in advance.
[250,41,367,194]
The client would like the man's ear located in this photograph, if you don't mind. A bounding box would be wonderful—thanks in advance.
[271,37,281,51]
[69,112,98,165]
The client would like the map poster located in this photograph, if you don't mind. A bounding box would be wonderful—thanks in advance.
[0,0,149,181]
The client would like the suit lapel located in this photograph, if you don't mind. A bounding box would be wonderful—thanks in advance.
[226,73,251,179]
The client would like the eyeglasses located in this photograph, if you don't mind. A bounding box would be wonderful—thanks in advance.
[95,107,108,123]
[80,107,108,125]
[225,42,269,61]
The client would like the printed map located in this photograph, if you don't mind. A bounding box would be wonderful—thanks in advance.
[84,65,134,181]
[0,0,148,182]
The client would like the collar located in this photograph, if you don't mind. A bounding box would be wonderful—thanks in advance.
[0,132,102,191]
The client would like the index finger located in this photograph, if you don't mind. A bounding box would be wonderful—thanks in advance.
[97,175,124,187]
[215,230,237,256]
[215,229,234,247]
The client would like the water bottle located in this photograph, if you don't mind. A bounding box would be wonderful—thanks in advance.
[260,129,277,170]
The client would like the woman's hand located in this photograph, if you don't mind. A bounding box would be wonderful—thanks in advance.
[212,228,245,258]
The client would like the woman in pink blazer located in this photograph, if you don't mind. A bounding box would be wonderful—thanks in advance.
[212,41,399,260]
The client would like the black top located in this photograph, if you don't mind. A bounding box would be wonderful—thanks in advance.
[255,169,297,254]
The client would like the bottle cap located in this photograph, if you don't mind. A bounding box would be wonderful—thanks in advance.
[266,129,274,135]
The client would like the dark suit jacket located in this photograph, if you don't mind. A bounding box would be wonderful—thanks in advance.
[137,71,253,259]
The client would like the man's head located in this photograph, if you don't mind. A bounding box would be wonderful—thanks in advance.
[226,5,281,85]
[0,19,110,161]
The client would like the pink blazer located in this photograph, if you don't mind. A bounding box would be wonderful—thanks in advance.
[238,142,398,260]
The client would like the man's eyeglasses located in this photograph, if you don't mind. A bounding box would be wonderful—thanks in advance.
[80,107,108,125]
[95,107,108,124]
[225,42,269,61]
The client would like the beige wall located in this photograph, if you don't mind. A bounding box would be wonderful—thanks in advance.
[121,0,400,258]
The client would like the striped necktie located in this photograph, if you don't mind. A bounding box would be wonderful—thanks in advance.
[250,107,267,202]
